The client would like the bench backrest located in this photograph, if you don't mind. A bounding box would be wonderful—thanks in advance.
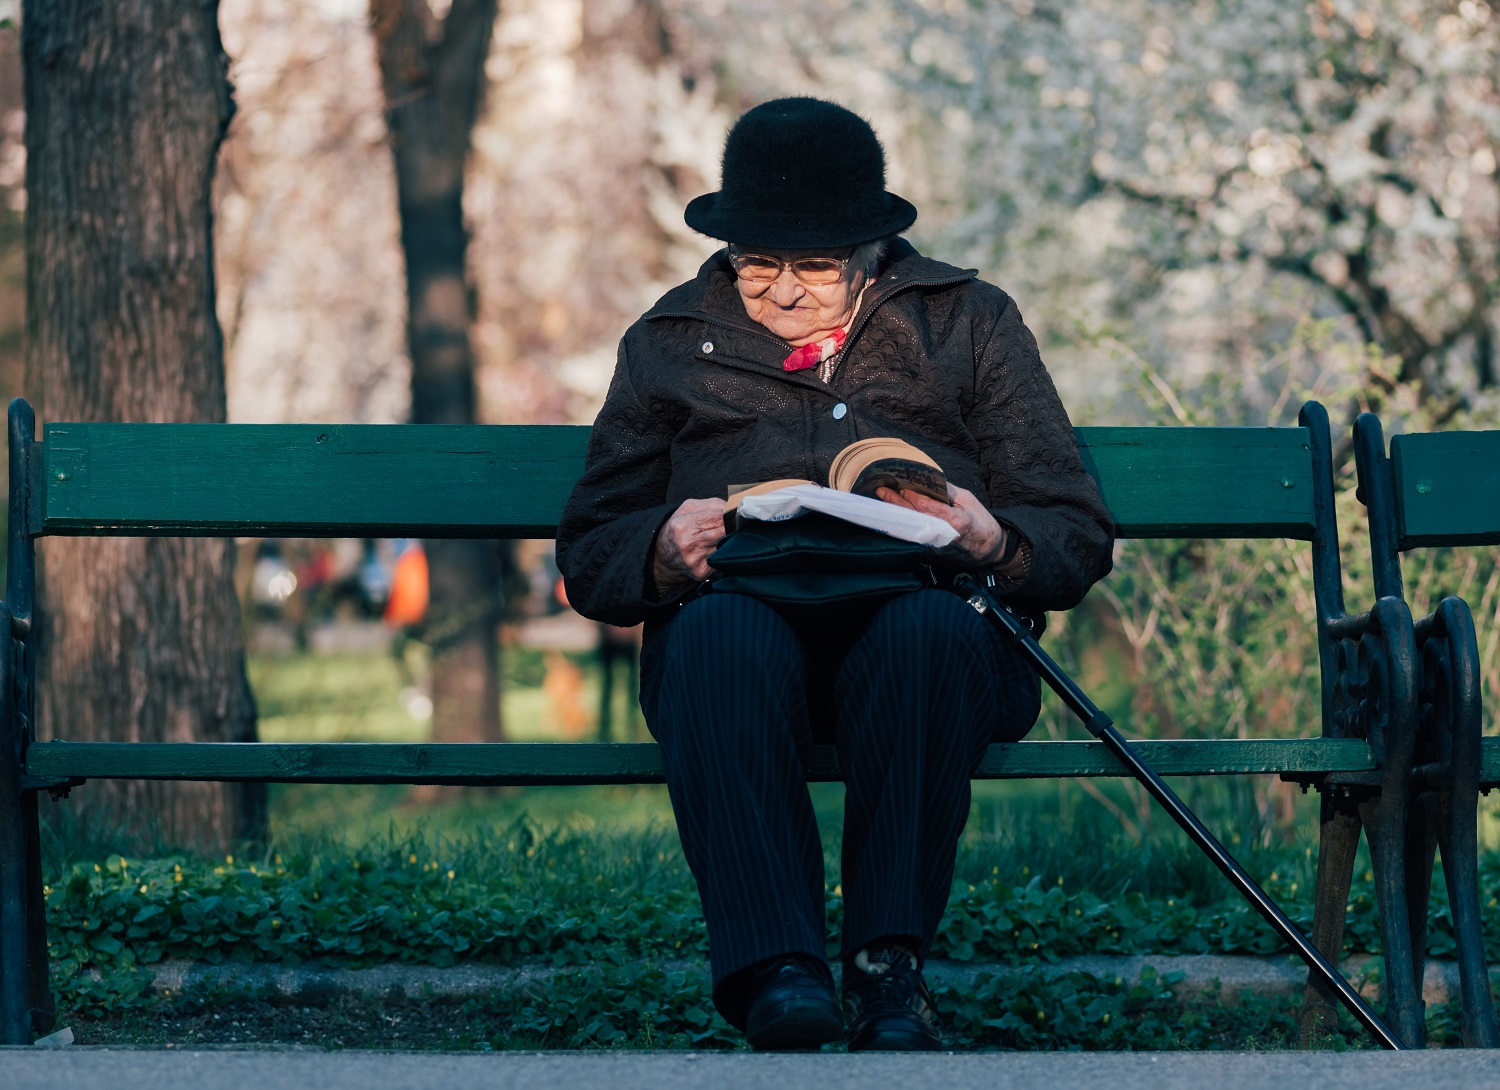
[1390,430,1500,549]
[9,403,1361,788]
[28,422,1320,543]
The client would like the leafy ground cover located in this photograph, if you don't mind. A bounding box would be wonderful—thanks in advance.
[43,816,1500,1049]
[46,821,1500,980]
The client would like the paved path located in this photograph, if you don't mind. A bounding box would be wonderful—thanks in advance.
[5,1049,1500,1090]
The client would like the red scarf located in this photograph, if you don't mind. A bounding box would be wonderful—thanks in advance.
[782,327,847,372]
[779,276,876,372]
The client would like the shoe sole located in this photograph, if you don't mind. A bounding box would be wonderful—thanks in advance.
[746,999,845,1051]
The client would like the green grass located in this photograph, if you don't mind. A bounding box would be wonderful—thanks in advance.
[248,643,677,839]
[250,651,421,743]
[249,645,642,745]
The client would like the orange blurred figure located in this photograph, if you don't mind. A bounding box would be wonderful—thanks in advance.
[543,651,592,739]
[384,543,429,627]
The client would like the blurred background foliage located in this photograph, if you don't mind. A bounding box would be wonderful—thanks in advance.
[1,0,1498,851]
[5,0,1492,428]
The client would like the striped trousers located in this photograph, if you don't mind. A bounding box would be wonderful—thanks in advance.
[638,588,1040,1028]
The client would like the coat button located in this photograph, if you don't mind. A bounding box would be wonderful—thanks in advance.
[701,341,714,354]
[833,403,848,420]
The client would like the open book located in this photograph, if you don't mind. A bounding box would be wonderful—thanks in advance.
[723,438,959,548]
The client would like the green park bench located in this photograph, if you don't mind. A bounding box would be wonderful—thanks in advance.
[0,396,1490,1046]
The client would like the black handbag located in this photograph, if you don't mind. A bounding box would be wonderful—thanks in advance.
[705,513,947,628]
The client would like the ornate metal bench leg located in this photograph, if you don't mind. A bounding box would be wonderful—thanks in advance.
[1324,599,1425,1046]
[0,601,32,1044]
[1421,599,1498,1047]
[1437,772,1498,1046]
[1361,788,1426,1046]
[1299,789,1363,1046]
[1403,789,1439,1019]
[23,790,53,1038]
[5,400,52,1040]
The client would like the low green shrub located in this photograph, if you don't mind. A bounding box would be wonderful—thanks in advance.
[934,966,1337,1051]
[46,822,706,978]
[938,870,1356,961]
[45,821,1500,984]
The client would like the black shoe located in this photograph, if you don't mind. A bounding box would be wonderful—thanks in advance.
[843,944,943,1051]
[744,955,844,1051]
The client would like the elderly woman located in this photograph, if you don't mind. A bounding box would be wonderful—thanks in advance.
[556,98,1113,1051]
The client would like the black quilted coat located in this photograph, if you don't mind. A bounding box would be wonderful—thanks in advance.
[555,240,1114,635]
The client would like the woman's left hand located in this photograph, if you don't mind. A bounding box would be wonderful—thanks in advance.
[876,483,1007,567]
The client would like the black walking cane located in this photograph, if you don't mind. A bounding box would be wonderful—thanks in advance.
[952,572,1406,1051]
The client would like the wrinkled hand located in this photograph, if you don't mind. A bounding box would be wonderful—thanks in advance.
[653,497,727,594]
[876,483,1007,567]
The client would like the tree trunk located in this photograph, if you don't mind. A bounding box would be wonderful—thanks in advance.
[23,1,263,850]
[371,0,504,764]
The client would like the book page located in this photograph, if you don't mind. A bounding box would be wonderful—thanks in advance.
[735,483,959,548]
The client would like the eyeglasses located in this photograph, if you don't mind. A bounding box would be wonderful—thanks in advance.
[728,248,851,286]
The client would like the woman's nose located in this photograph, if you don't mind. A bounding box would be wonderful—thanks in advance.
[766,270,804,304]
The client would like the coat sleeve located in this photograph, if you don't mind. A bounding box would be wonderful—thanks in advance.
[968,290,1115,612]
[554,335,683,627]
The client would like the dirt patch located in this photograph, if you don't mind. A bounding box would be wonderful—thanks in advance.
[63,995,514,1051]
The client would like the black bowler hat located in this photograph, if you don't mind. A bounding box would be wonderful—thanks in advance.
[684,98,917,250]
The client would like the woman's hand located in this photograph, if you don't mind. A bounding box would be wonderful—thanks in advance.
[876,483,1007,567]
[653,498,727,594]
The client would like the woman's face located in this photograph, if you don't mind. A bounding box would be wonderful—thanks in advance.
[734,248,862,346]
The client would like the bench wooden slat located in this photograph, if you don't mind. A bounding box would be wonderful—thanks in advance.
[38,423,592,538]
[25,738,1376,785]
[1486,738,1500,786]
[1079,426,1315,539]
[1391,430,1500,548]
[38,423,1316,541]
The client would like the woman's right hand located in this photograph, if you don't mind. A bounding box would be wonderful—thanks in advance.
[652,497,726,594]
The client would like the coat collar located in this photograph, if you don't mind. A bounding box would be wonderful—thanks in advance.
[641,238,977,333]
